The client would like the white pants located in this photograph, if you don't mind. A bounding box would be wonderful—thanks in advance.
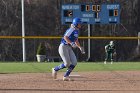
[59,44,77,67]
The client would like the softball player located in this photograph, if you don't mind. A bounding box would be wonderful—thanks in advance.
[104,41,116,64]
[52,18,85,81]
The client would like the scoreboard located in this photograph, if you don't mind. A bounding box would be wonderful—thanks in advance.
[61,3,120,24]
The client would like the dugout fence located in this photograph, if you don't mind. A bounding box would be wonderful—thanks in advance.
[0,36,139,62]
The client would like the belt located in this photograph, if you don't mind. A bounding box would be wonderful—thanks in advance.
[61,43,71,46]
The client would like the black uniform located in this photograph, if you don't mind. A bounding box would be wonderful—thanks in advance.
[105,44,115,61]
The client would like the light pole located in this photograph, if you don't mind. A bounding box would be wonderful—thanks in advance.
[21,0,26,62]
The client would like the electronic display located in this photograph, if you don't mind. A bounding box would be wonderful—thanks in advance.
[61,3,120,24]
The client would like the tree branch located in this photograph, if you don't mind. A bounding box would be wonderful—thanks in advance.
[1,0,8,16]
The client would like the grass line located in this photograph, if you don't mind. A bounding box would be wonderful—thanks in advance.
[0,62,140,73]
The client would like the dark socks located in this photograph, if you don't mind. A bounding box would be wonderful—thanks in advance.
[54,63,66,71]
[64,64,75,77]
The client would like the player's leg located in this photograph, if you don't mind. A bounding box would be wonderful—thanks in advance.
[52,44,71,79]
[104,52,108,64]
[110,53,113,64]
[52,63,66,79]
[63,48,77,81]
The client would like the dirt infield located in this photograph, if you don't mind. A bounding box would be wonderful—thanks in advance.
[0,71,140,93]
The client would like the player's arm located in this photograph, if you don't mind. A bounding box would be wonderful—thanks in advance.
[64,36,72,44]
[75,39,81,48]
[75,39,85,54]
[64,29,74,45]
[105,45,108,52]
[64,36,77,48]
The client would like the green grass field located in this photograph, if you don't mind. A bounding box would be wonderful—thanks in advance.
[0,62,140,73]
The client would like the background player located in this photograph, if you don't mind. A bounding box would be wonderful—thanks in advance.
[52,17,85,81]
[104,41,116,64]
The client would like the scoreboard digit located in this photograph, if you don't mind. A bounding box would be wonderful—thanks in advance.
[61,3,120,24]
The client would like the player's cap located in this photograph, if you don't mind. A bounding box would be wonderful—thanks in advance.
[110,41,114,45]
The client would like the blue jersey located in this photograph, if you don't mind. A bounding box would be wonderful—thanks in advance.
[61,27,79,45]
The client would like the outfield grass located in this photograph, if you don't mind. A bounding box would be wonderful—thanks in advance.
[0,62,140,73]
